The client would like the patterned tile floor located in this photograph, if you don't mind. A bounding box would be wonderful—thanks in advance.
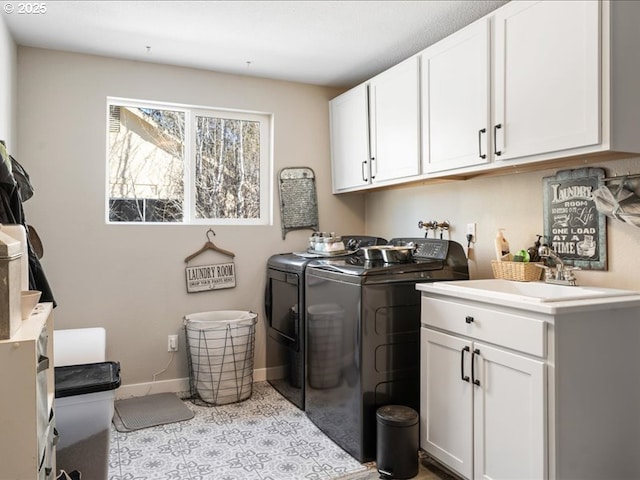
[108,382,369,480]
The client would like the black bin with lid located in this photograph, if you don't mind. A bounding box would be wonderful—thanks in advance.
[55,361,121,398]
[376,405,419,479]
[55,361,121,480]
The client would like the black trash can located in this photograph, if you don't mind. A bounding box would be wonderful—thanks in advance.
[376,405,419,479]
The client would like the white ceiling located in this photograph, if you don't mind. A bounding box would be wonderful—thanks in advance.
[4,0,508,88]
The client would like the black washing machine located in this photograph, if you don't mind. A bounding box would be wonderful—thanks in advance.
[264,235,386,410]
[304,238,469,462]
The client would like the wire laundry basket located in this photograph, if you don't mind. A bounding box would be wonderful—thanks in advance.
[184,311,257,406]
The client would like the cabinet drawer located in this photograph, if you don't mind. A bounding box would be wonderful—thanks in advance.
[421,297,546,357]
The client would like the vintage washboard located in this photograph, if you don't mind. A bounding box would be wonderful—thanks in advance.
[278,167,319,239]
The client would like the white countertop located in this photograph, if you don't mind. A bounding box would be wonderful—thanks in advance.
[417,279,640,315]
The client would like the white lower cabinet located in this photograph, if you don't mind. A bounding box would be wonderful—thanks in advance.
[421,328,545,480]
[419,287,640,480]
[420,329,472,477]
[472,342,545,480]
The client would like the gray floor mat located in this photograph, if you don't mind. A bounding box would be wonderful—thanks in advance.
[113,392,194,432]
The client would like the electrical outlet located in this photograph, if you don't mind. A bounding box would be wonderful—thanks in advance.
[168,334,178,352]
[466,223,476,242]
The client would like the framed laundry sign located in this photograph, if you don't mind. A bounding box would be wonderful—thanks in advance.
[542,167,606,270]
[184,229,237,292]
[186,262,236,292]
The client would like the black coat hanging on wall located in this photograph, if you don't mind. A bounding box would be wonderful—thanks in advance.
[0,141,56,306]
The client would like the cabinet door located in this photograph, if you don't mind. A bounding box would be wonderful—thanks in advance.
[473,342,546,480]
[420,328,473,479]
[493,0,600,161]
[330,84,371,192]
[422,18,491,173]
[369,57,420,182]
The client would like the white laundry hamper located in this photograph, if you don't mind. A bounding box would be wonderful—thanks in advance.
[184,310,257,405]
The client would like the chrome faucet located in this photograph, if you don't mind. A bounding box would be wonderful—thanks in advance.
[536,244,580,286]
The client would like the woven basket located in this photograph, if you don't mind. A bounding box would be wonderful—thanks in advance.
[491,260,544,282]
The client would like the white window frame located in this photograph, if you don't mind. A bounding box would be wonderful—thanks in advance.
[106,97,274,226]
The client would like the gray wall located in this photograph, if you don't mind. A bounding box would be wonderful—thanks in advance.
[0,15,16,149]
[16,47,364,391]
[365,159,640,291]
[9,43,640,395]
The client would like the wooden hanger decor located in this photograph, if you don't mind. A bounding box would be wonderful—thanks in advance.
[184,228,235,263]
[184,229,236,293]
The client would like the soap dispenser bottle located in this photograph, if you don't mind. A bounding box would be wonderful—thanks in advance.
[494,229,510,261]
[527,235,543,262]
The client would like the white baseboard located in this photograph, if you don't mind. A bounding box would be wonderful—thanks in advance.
[116,367,268,400]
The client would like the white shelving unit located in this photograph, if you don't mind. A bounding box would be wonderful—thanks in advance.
[0,303,56,479]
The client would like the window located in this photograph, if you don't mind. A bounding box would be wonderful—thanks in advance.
[106,98,272,225]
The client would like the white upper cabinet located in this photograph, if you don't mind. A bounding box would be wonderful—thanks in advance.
[330,57,420,193]
[330,84,371,192]
[330,0,640,193]
[369,56,421,183]
[421,18,491,173]
[492,0,600,162]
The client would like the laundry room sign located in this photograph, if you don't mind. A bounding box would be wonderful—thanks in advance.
[542,167,607,270]
[185,262,236,292]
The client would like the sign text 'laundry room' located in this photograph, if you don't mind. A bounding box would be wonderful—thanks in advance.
[185,262,236,293]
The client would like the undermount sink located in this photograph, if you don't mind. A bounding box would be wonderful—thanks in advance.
[425,279,638,303]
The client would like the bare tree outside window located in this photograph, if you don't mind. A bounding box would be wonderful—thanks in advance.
[195,116,260,219]
[107,99,270,225]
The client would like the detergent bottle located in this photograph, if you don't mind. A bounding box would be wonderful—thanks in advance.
[494,229,511,261]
